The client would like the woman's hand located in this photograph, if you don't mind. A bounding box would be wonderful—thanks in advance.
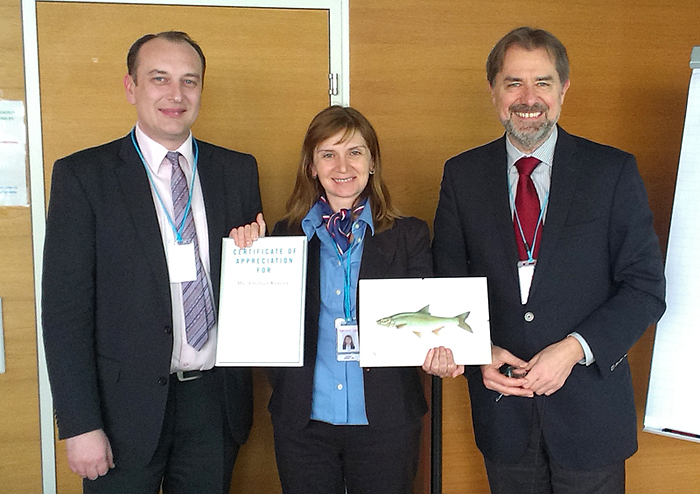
[229,212,266,248]
[422,346,465,378]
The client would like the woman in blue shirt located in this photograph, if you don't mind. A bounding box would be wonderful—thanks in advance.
[265,105,453,494]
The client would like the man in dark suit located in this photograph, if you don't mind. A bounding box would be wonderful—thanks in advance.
[433,27,665,493]
[42,31,261,493]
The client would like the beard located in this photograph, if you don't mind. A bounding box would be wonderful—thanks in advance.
[501,103,557,151]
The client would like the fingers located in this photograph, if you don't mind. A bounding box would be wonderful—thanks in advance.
[481,364,533,398]
[521,338,581,395]
[524,373,563,396]
[228,226,245,247]
[523,367,567,396]
[86,460,109,481]
[421,348,435,373]
[228,213,266,248]
[491,345,528,370]
[106,438,115,470]
[65,429,115,480]
[422,347,462,378]
[256,212,267,238]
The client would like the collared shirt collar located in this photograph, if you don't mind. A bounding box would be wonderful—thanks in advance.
[505,125,558,169]
[301,198,375,240]
[134,123,195,172]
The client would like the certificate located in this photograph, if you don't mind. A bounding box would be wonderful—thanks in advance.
[358,277,491,367]
[216,236,307,366]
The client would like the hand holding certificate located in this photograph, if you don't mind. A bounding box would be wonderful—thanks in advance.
[216,236,307,366]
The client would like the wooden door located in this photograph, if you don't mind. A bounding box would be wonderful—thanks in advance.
[0,0,42,491]
[36,4,330,492]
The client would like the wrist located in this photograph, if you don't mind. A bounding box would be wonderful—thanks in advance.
[565,335,585,363]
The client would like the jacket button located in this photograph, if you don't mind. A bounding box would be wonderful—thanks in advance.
[524,311,535,322]
[158,377,168,386]
[164,325,172,334]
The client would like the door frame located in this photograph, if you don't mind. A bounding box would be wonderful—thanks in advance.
[20,1,349,491]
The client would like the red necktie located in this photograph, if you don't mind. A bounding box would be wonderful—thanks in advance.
[513,156,542,261]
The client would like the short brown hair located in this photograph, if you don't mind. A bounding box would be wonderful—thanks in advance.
[283,105,401,232]
[486,27,569,86]
[126,31,206,83]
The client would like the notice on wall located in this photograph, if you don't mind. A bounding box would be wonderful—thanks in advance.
[0,100,28,206]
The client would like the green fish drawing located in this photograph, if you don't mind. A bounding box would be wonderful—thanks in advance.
[376,305,472,337]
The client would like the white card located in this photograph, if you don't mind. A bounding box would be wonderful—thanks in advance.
[358,277,492,367]
[167,242,197,282]
[336,319,359,361]
[216,236,308,367]
[517,260,536,304]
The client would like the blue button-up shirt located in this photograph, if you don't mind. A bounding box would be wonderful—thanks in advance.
[301,200,375,425]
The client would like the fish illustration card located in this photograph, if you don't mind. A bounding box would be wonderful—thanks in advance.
[358,277,491,367]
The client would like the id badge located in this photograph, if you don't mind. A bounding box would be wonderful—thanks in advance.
[167,242,197,282]
[517,259,536,305]
[336,318,359,361]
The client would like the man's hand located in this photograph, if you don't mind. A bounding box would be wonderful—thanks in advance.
[522,335,584,396]
[229,212,266,248]
[423,346,465,378]
[65,429,115,480]
[481,345,532,398]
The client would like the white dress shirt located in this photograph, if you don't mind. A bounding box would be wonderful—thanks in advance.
[134,124,217,372]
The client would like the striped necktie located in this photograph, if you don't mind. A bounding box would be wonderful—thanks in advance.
[167,151,215,350]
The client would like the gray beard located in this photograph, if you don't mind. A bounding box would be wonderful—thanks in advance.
[502,118,556,151]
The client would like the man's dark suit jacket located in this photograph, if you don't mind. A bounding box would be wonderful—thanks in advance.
[433,127,666,469]
[42,134,260,468]
[269,216,431,430]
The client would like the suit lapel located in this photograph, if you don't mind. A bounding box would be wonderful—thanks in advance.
[358,225,397,280]
[196,141,226,303]
[484,138,521,283]
[529,128,580,296]
[115,136,171,309]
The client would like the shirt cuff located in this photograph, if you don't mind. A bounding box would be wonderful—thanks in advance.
[568,332,595,366]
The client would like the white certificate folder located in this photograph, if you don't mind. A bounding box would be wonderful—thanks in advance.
[216,236,307,366]
[358,277,492,367]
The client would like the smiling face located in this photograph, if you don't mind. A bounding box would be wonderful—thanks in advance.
[490,45,570,153]
[124,37,203,150]
[311,130,373,212]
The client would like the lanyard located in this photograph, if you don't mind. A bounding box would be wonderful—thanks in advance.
[331,227,362,322]
[130,128,199,243]
[509,184,549,263]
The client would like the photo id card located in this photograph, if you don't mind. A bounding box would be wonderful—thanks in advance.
[517,259,536,304]
[167,241,197,283]
[336,318,359,361]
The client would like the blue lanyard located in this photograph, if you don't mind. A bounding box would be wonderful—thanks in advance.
[130,128,199,243]
[509,184,549,263]
[333,230,361,322]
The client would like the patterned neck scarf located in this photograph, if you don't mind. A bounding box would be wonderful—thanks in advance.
[317,196,365,254]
